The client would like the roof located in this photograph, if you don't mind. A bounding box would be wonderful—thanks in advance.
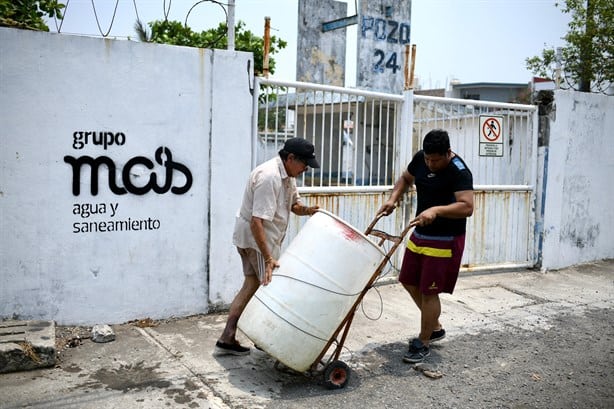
[533,77,554,83]
[452,82,529,89]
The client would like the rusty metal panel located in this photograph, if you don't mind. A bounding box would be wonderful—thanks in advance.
[285,190,415,276]
[289,189,536,275]
[464,189,535,271]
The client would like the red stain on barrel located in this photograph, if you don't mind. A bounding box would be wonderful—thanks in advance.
[333,219,360,241]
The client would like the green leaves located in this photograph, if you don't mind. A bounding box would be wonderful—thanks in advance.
[145,19,287,76]
[525,48,557,79]
[0,0,65,31]
[525,0,613,93]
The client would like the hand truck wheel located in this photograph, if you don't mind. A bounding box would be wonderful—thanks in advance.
[323,360,350,389]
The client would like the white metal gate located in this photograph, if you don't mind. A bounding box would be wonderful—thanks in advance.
[253,78,538,274]
[413,96,539,271]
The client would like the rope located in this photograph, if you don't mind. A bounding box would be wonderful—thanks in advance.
[252,236,403,362]
[91,0,120,37]
[253,294,332,343]
[374,241,401,280]
[270,274,365,297]
[360,285,383,321]
[269,244,398,322]
[256,266,391,342]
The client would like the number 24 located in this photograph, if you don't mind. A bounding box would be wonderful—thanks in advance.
[373,50,401,74]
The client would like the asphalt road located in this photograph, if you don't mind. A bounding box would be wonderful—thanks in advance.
[268,308,613,409]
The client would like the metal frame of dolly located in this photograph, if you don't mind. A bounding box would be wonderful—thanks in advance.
[284,212,413,389]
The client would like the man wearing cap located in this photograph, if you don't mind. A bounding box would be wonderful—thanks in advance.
[215,137,320,356]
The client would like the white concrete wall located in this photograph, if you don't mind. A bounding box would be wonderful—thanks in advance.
[0,28,251,324]
[541,90,614,269]
[208,51,254,307]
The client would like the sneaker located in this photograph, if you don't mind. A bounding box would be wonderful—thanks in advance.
[430,328,446,343]
[214,341,250,356]
[403,338,430,363]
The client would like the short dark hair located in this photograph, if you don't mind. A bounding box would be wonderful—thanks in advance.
[423,129,450,155]
[278,150,290,161]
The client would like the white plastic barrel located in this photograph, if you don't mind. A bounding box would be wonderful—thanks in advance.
[237,209,386,372]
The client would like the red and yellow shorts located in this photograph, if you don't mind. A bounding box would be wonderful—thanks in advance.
[398,231,466,295]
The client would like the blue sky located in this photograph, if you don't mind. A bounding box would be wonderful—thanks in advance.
[47,0,570,89]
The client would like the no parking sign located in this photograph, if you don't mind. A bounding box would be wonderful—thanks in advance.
[479,115,504,157]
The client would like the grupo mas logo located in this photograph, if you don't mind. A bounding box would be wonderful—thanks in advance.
[72,131,125,150]
[64,131,193,196]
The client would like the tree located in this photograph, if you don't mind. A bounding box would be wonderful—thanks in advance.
[135,19,287,76]
[525,0,613,93]
[0,0,64,31]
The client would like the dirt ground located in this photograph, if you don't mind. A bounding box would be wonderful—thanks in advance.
[267,308,613,409]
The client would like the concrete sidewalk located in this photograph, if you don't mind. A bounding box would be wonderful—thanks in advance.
[1,260,613,409]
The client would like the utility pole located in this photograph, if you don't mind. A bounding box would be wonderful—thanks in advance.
[227,0,235,50]
[579,0,594,92]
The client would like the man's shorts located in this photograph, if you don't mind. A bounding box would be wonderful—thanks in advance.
[236,247,266,282]
[398,231,466,295]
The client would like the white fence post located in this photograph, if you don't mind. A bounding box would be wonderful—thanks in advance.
[398,89,415,179]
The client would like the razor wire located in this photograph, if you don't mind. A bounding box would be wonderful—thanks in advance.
[50,0,230,39]
[91,0,120,37]
[52,0,70,32]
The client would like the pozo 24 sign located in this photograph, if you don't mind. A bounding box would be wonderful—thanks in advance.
[64,146,193,196]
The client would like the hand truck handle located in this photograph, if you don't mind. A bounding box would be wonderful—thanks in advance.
[363,212,386,236]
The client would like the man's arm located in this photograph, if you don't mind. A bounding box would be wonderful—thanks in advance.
[378,169,415,216]
[291,202,319,216]
[410,190,474,227]
[249,216,277,285]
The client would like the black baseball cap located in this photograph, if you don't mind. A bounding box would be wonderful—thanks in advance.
[280,138,320,168]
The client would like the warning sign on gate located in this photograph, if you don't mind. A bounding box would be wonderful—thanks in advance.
[479,115,504,157]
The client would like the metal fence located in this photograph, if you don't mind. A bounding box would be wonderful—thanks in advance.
[413,96,537,187]
[253,78,539,273]
[252,78,405,188]
[413,96,539,271]
[252,78,409,275]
